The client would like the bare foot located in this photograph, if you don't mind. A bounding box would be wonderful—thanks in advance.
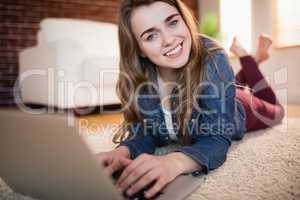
[255,34,272,64]
[230,37,249,58]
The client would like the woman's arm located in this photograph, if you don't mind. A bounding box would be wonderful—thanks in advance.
[117,122,157,159]
[163,152,203,174]
[174,134,231,174]
[175,48,236,174]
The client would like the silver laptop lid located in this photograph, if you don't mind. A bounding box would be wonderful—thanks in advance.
[0,109,122,200]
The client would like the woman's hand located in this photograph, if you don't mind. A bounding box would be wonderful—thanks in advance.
[95,146,132,176]
[115,153,184,199]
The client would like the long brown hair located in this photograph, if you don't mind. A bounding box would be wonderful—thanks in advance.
[113,0,221,145]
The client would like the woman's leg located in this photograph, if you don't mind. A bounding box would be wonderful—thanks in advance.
[236,59,285,131]
[230,35,276,104]
[235,70,247,88]
[232,34,272,90]
[230,37,248,87]
[254,34,273,64]
[239,56,277,104]
[236,89,284,131]
[230,35,284,131]
[235,57,284,131]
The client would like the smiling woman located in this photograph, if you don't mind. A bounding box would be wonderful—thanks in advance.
[95,0,285,199]
[117,0,206,130]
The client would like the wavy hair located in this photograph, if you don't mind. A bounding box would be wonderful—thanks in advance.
[113,0,221,145]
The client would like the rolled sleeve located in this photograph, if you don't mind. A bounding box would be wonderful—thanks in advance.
[175,135,230,174]
[117,122,156,159]
[118,134,156,159]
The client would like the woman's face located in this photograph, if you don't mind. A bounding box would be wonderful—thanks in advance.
[130,1,192,69]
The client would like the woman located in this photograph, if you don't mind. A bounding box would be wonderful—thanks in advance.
[96,0,284,198]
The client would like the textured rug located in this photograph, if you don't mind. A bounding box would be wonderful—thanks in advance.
[1,117,300,200]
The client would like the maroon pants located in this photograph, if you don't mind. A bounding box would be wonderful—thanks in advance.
[235,56,285,132]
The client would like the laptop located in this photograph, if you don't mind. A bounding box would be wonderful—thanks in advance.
[0,109,204,200]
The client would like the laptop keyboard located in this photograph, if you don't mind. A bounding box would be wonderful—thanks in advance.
[123,182,162,200]
[112,170,162,200]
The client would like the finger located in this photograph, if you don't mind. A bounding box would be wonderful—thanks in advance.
[116,154,149,186]
[103,166,114,176]
[116,154,154,188]
[104,157,133,177]
[118,161,154,192]
[144,178,168,199]
[95,153,110,166]
[126,169,160,197]
[109,160,123,175]
[119,157,132,167]
[109,158,132,176]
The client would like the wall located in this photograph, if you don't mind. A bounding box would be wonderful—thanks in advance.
[198,0,300,104]
[198,0,219,25]
[251,0,300,104]
[0,0,198,107]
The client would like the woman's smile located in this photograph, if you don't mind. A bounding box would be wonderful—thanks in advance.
[164,41,183,58]
[130,1,192,70]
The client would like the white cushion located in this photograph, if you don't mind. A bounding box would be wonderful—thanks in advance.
[82,57,119,87]
[39,18,119,57]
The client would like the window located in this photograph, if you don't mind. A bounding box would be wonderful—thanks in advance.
[273,0,300,48]
[220,0,252,52]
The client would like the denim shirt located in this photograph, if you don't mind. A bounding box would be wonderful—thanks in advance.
[118,37,247,175]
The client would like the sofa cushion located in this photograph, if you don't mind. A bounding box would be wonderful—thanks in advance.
[82,57,119,87]
[39,18,119,58]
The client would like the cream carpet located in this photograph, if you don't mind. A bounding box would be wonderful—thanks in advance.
[1,117,300,200]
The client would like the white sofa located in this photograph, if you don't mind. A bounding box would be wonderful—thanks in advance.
[19,18,120,109]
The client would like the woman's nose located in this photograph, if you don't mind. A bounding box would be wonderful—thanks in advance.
[161,31,175,47]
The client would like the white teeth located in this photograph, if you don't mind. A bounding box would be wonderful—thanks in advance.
[166,43,182,57]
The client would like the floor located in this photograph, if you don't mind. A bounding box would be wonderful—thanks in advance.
[286,104,300,117]
[1,104,300,200]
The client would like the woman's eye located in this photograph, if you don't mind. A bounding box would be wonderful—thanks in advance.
[169,19,178,27]
[146,35,154,41]
[146,33,157,41]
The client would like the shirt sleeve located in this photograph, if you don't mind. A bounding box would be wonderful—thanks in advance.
[175,49,236,174]
[117,121,156,159]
